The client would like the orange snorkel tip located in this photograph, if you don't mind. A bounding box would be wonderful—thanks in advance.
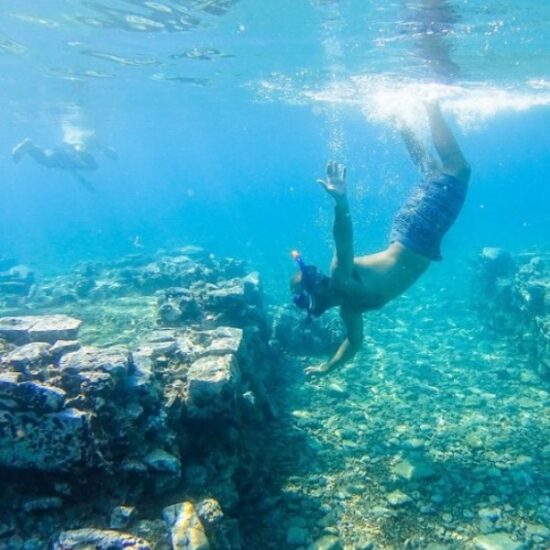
[291,250,306,271]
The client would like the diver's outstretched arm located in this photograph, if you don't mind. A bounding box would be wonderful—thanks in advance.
[317,161,355,276]
[399,125,438,180]
[305,307,363,376]
[12,139,44,164]
[426,102,470,183]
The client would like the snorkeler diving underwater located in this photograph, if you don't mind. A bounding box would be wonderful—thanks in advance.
[0,1,548,549]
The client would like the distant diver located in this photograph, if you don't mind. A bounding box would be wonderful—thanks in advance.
[11,137,117,192]
[291,102,471,376]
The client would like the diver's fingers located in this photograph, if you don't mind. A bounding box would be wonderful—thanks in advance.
[326,161,333,178]
[341,165,347,181]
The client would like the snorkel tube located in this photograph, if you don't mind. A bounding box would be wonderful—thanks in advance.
[292,250,307,276]
[291,250,314,319]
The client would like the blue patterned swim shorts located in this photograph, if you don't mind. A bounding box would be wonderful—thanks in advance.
[390,173,468,261]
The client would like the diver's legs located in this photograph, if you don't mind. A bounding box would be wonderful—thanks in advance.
[426,102,470,184]
[12,139,55,167]
[70,170,95,193]
[400,125,438,181]
[11,138,33,163]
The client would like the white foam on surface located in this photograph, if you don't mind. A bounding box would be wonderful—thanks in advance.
[253,74,550,132]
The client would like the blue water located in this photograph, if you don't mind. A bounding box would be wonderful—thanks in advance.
[1,0,549,294]
[1,2,550,548]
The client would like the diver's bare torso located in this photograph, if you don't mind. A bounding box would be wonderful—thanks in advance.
[330,242,431,312]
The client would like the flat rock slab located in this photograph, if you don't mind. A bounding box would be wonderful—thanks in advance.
[178,327,244,361]
[0,408,93,472]
[52,528,151,550]
[0,315,82,344]
[60,347,129,378]
[50,340,81,357]
[472,533,522,550]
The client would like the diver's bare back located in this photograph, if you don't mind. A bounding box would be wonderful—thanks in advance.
[331,242,431,312]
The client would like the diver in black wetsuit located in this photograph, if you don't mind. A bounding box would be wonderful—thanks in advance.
[12,138,117,192]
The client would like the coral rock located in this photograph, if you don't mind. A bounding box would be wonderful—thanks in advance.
[162,501,209,550]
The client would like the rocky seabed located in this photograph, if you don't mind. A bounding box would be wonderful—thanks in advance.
[0,247,548,550]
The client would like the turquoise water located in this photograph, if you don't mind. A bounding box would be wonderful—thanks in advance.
[1,1,549,280]
[0,1,549,549]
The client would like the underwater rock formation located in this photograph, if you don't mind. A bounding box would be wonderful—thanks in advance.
[0,257,34,307]
[0,247,278,549]
[270,304,342,355]
[473,247,549,378]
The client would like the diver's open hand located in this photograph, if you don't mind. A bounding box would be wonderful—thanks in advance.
[305,362,333,377]
[317,161,347,203]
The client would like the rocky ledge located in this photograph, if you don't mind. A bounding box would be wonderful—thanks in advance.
[472,247,549,378]
[0,247,286,550]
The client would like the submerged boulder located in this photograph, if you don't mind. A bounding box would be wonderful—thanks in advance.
[185,354,241,419]
[2,342,51,370]
[162,501,209,550]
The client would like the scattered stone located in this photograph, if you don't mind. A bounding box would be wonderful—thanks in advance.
[472,532,522,550]
[110,506,137,530]
[326,382,348,398]
[525,522,549,538]
[478,507,501,522]
[22,497,63,512]
[386,490,412,507]
[392,458,437,481]
[162,501,209,550]
[143,449,182,476]
[309,534,343,550]
[52,528,151,550]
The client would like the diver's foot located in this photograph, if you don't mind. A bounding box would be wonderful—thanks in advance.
[12,138,32,163]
